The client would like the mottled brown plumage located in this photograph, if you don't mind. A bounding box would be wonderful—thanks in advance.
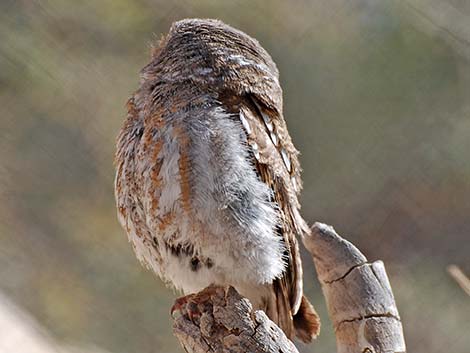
[115,19,319,342]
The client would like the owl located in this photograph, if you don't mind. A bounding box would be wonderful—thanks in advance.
[115,19,320,342]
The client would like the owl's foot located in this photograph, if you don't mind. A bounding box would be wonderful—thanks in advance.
[171,285,222,322]
[171,294,196,320]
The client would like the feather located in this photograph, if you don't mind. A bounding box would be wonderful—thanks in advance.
[227,95,319,341]
[116,18,320,343]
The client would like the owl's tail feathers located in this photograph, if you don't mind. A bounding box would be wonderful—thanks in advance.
[293,295,320,343]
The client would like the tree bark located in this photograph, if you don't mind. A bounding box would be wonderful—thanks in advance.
[172,222,406,353]
[304,223,406,353]
[172,285,299,353]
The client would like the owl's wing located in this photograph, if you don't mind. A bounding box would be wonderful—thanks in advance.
[236,95,310,324]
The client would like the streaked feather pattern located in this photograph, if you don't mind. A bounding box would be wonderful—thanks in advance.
[115,18,319,342]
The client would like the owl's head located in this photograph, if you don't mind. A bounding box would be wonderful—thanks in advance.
[141,19,282,109]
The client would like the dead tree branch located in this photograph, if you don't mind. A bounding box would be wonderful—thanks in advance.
[172,222,407,353]
[447,264,470,296]
[304,223,406,353]
[172,286,299,353]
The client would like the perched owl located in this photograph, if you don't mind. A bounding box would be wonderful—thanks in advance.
[115,19,320,342]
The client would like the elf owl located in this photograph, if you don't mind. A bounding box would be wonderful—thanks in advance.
[115,19,320,342]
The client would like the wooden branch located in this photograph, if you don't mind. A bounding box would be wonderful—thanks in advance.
[172,222,407,353]
[304,223,406,353]
[447,264,470,296]
[172,286,299,353]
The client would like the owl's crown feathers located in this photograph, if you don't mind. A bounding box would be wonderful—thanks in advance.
[141,18,282,110]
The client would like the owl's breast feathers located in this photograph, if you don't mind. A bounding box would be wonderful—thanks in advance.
[115,19,319,342]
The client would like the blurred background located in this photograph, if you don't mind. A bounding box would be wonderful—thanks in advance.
[1,0,469,352]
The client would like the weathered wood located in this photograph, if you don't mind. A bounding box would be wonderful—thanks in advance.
[447,264,470,296]
[303,222,406,353]
[172,286,299,353]
[172,222,407,353]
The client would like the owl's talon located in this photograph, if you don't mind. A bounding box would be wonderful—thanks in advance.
[171,296,188,316]
[171,294,200,321]
[170,308,182,319]
[186,301,202,322]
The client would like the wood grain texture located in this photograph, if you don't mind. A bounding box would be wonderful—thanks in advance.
[303,223,406,353]
[172,222,407,353]
[172,286,299,353]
